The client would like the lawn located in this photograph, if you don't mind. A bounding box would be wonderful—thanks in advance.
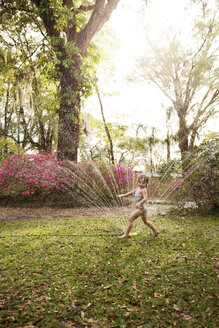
[0,213,218,328]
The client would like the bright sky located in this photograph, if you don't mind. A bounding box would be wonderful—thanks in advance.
[84,0,218,139]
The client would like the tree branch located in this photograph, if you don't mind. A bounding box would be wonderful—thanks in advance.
[76,4,95,12]
[188,88,218,146]
[32,0,60,38]
[76,0,120,56]
[141,66,175,103]
[184,23,215,108]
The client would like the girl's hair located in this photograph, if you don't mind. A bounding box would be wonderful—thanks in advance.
[137,174,149,185]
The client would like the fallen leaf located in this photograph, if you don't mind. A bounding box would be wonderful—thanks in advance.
[65,322,76,328]
[154,292,164,298]
[84,302,92,309]
[173,304,180,311]
[181,314,192,320]
[103,284,112,289]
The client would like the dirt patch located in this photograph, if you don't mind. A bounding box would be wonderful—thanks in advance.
[0,205,168,221]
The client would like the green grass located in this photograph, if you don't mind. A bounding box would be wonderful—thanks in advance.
[0,214,218,327]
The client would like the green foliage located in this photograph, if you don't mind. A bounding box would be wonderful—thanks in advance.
[158,159,182,183]
[118,136,147,153]
[0,215,218,327]
[0,137,21,165]
[202,131,219,143]
[80,116,129,162]
[168,138,219,211]
[98,122,127,145]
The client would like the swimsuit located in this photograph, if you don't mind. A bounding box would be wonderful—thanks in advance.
[134,196,147,213]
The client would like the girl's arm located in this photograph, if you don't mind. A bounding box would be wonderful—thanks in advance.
[117,188,136,198]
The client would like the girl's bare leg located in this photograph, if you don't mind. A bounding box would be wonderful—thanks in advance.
[141,213,160,237]
[120,210,142,238]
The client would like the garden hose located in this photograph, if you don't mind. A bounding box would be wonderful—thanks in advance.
[0,233,123,239]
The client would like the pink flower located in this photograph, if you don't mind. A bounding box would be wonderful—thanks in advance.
[22,191,30,195]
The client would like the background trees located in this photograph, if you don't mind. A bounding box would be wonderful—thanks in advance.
[0,0,218,173]
[0,26,58,153]
[0,1,59,156]
[0,0,218,211]
[129,9,218,166]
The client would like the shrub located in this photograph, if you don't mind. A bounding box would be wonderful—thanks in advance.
[0,153,136,207]
[158,159,181,183]
[0,152,72,197]
[168,139,219,211]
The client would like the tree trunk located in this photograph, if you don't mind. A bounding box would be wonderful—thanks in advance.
[178,120,189,155]
[95,84,115,164]
[178,116,189,174]
[57,98,80,161]
[189,128,198,149]
[149,142,153,175]
[166,130,171,162]
[57,62,81,161]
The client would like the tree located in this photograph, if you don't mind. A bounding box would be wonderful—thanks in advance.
[2,0,121,161]
[130,9,218,169]
[0,0,121,161]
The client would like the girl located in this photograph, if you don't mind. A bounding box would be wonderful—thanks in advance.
[118,174,160,239]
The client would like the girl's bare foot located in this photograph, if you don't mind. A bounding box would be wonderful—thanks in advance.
[120,234,130,239]
[154,231,160,238]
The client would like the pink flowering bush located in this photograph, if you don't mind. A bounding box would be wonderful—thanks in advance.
[0,153,136,206]
[168,139,219,211]
[65,160,136,205]
[0,152,71,197]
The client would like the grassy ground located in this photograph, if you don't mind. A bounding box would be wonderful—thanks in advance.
[0,213,218,328]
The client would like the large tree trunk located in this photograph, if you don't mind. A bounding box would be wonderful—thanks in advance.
[56,55,81,161]
[175,101,189,162]
[57,96,81,161]
[178,116,189,174]
[178,125,189,155]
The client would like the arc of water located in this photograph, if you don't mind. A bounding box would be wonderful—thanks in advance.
[60,160,125,218]
[56,159,144,231]
[57,163,113,215]
[158,147,218,204]
[87,161,132,226]
[104,162,134,227]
